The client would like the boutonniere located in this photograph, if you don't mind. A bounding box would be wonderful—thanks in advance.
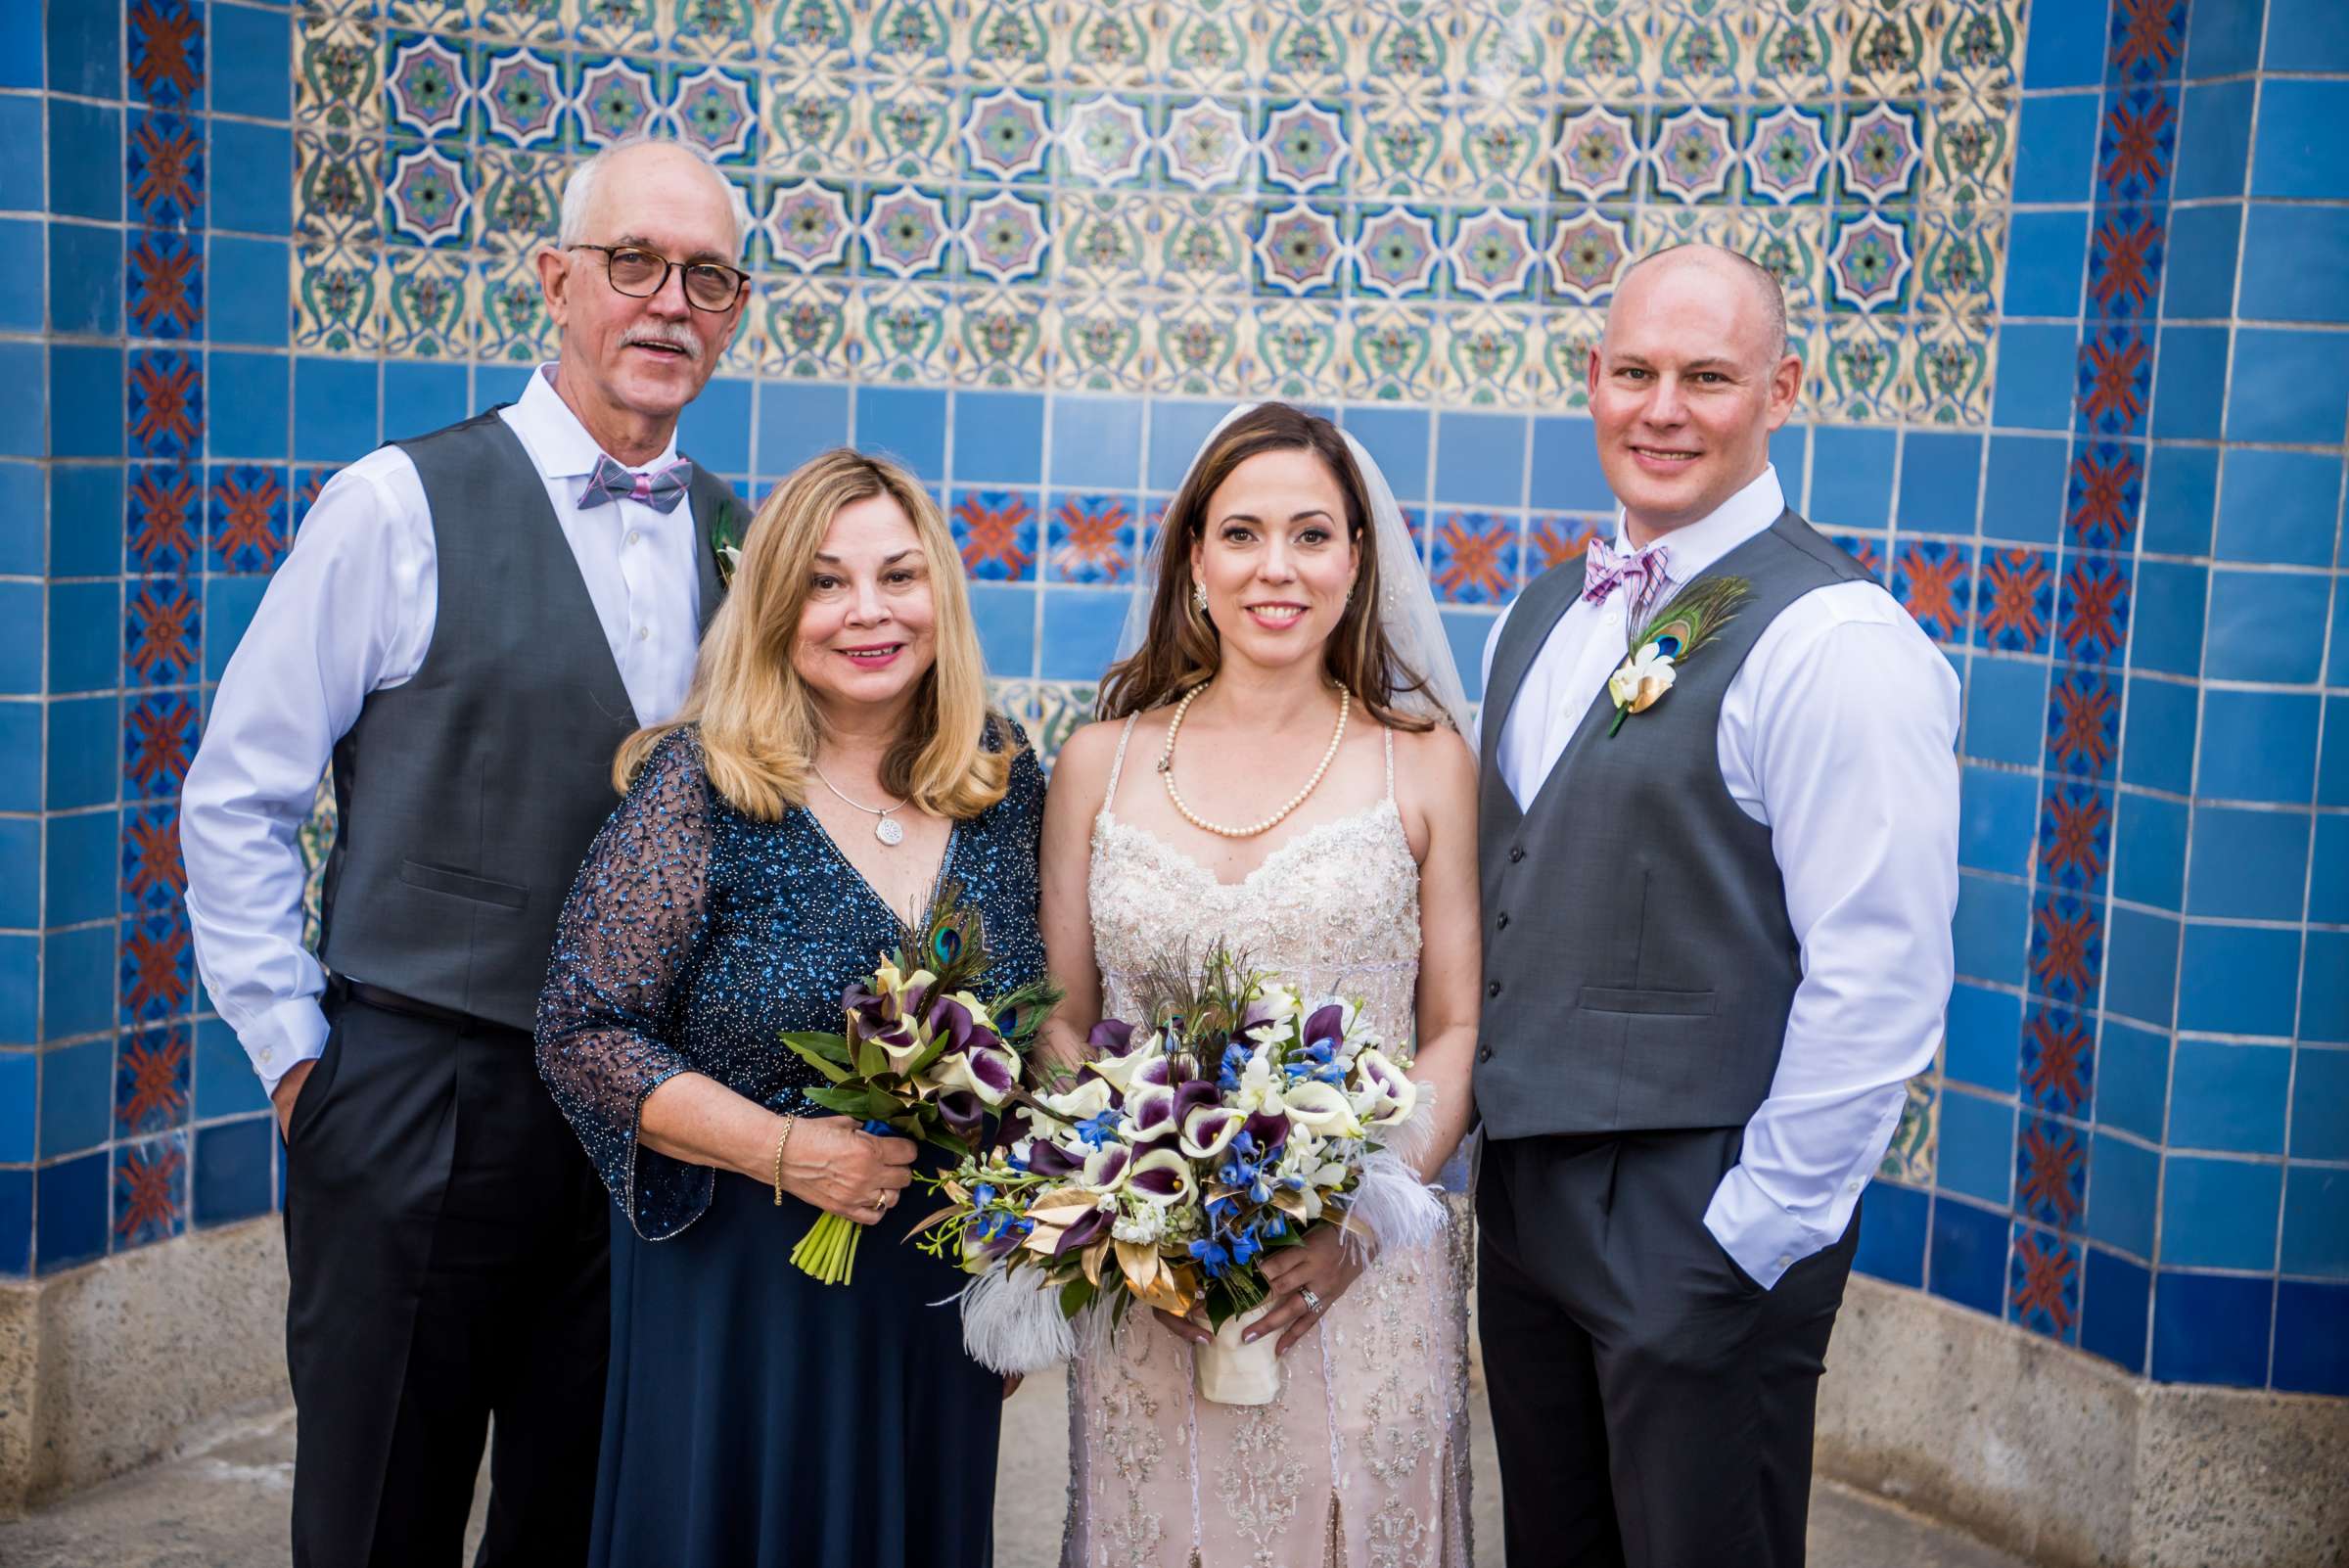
[1606,576,1750,735]
[709,496,745,589]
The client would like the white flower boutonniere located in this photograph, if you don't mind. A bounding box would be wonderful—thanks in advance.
[1607,642,1678,718]
[1606,576,1751,736]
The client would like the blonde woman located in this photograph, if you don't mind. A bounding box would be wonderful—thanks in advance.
[535,448,1042,1568]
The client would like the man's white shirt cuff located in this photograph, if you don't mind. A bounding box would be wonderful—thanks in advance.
[248,996,332,1097]
[1704,1163,1842,1291]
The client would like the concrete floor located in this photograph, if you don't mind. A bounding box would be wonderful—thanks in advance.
[0,1359,2035,1568]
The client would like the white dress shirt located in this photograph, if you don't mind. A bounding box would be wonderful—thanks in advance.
[183,365,706,1093]
[1481,465,1959,1289]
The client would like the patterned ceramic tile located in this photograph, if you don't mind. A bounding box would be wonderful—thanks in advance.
[275,1,2020,422]
[126,112,206,230]
[123,693,201,801]
[126,233,205,342]
[208,466,294,575]
[114,1025,191,1138]
[1880,1074,1939,1186]
[126,466,203,576]
[112,1133,190,1252]
[127,352,203,460]
[120,805,187,917]
[128,0,206,108]
[2021,1001,2096,1122]
[949,487,1037,581]
[2008,1222,2082,1344]
[124,580,202,688]
[119,904,195,1024]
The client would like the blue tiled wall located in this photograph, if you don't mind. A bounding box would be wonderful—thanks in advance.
[1855,0,2347,1396]
[0,0,2340,1402]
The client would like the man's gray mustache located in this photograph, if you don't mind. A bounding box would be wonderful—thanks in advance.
[623,330,702,361]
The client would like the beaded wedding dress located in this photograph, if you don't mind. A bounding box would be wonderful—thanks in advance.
[1061,716,1473,1568]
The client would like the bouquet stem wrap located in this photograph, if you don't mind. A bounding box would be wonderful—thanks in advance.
[1195,1301,1281,1406]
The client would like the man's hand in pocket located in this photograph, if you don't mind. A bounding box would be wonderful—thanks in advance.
[272,1059,316,1140]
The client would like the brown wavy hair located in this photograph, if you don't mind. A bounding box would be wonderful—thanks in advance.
[1096,402,1435,730]
[616,448,1013,821]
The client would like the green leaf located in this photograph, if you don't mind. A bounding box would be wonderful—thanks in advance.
[803,1086,874,1118]
[780,1031,852,1065]
[778,1032,854,1083]
[1059,1274,1097,1319]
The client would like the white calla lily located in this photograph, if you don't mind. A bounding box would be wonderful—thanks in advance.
[1282,1080,1364,1139]
[1040,1078,1114,1123]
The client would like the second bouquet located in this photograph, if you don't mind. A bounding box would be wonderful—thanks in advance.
[777,882,1060,1285]
[914,945,1441,1404]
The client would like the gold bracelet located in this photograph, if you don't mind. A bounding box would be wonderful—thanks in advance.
[771,1115,798,1207]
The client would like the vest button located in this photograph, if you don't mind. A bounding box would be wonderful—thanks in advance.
[1477,1045,1493,1063]
[1487,980,1501,997]
[1508,847,1525,862]
[1497,912,1510,930]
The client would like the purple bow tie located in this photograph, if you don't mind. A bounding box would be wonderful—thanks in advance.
[577,454,692,514]
[1582,536,1672,607]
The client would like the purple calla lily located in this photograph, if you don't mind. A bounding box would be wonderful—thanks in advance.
[1303,1002,1347,1053]
[1178,1102,1243,1160]
[933,1088,985,1140]
[1024,1138,1084,1176]
[1127,1148,1195,1205]
[1125,1083,1178,1142]
[1080,1144,1131,1192]
[1243,1109,1291,1153]
[1048,1205,1110,1257]
[1088,1018,1135,1055]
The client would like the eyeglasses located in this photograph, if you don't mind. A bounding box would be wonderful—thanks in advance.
[571,244,748,312]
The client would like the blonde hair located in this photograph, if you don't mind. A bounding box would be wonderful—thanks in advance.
[616,448,1013,821]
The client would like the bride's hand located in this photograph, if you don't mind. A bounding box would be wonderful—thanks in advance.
[1251,1226,1369,1355]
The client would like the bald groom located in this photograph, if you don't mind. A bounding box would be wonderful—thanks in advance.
[1472,246,1960,1567]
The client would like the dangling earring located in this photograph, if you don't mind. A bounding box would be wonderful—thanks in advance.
[1344,585,1355,608]
[1193,581,1209,611]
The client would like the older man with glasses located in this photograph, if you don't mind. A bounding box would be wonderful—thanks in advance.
[182,137,752,1567]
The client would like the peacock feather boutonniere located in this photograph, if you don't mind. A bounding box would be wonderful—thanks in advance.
[1606,576,1751,735]
[709,496,746,589]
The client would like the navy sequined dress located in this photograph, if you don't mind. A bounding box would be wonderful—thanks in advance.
[536,724,1045,1568]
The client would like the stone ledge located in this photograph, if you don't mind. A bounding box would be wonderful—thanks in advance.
[0,1222,290,1517]
[1819,1274,2349,1568]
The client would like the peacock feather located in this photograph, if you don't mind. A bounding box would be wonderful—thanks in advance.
[1607,575,1753,736]
[880,878,1064,1055]
[1628,575,1749,664]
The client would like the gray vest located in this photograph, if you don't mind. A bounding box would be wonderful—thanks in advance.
[1474,510,1870,1140]
[318,409,728,1031]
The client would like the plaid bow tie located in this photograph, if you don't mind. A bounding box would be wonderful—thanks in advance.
[1582,536,1673,607]
[577,454,693,514]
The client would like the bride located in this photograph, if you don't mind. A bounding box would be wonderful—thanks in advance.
[1038,402,1482,1566]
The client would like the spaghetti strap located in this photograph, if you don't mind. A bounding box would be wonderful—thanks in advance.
[1382,726,1396,803]
[1102,713,1142,815]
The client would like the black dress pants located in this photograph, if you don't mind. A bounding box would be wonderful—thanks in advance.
[1477,1129,1861,1568]
[283,987,609,1567]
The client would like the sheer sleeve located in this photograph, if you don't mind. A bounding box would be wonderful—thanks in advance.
[535,729,719,1240]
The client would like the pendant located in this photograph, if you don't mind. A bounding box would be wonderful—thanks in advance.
[875,816,904,846]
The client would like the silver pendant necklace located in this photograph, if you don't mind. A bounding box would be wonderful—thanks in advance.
[811,762,908,845]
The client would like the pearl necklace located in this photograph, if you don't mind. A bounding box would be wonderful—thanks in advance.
[1156,682,1350,839]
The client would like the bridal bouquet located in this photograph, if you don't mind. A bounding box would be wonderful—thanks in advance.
[778,883,1060,1285]
[912,945,1440,1403]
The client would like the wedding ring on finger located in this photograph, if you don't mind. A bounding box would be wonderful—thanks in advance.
[1300,1287,1324,1314]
